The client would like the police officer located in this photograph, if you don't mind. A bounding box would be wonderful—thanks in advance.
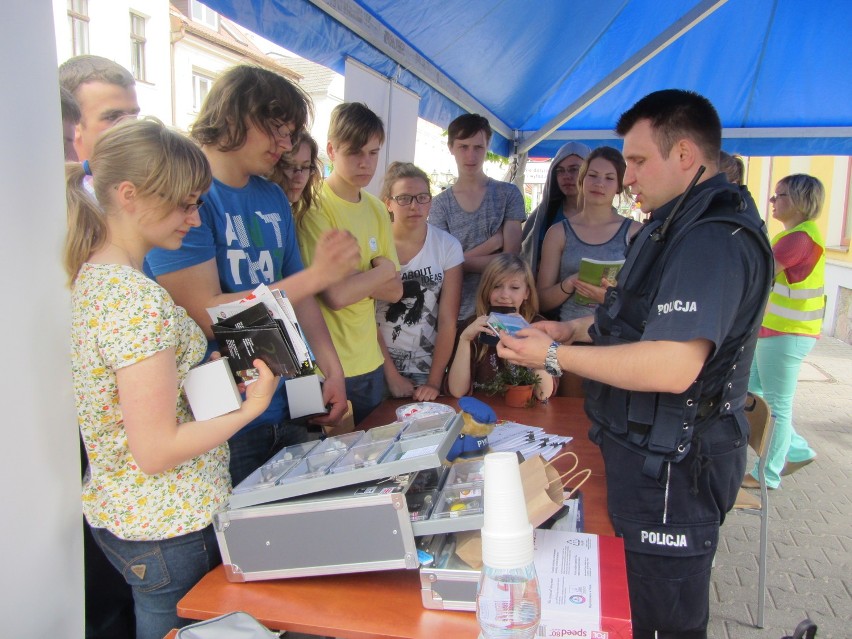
[497,89,773,639]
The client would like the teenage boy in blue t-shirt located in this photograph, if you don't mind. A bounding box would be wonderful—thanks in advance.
[147,65,360,485]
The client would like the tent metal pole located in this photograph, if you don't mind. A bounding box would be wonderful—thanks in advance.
[304,0,514,140]
[518,0,729,155]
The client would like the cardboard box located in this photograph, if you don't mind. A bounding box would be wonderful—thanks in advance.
[284,373,327,419]
[534,530,633,639]
[182,357,241,420]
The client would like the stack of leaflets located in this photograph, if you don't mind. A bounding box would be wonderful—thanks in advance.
[575,257,625,306]
[486,421,572,461]
[207,284,314,383]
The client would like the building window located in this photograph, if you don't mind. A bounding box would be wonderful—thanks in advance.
[190,0,219,30]
[67,0,89,56]
[130,13,147,81]
[192,72,215,111]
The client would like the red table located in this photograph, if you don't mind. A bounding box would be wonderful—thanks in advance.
[177,397,611,638]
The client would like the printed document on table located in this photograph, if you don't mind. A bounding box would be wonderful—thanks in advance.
[534,530,602,624]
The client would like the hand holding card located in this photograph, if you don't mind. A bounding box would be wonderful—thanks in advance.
[486,312,530,338]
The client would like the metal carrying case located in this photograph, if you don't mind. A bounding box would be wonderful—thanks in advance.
[214,411,487,582]
[419,533,480,611]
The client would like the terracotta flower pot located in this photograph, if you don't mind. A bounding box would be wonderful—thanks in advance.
[504,384,534,408]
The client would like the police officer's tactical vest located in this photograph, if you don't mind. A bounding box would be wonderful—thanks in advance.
[762,220,825,336]
[585,178,773,479]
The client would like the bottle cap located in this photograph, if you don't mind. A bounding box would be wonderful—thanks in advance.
[480,452,534,568]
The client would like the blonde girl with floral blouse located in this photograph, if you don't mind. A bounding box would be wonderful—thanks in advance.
[65,118,277,639]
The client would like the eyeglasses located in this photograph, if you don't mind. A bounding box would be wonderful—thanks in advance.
[390,193,432,206]
[179,198,204,214]
[769,192,789,203]
[282,165,317,177]
[270,120,300,145]
[554,166,580,176]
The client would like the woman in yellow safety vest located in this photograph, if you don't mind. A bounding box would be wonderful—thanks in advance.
[744,174,825,490]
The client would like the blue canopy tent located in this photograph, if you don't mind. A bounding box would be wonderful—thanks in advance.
[202,0,852,158]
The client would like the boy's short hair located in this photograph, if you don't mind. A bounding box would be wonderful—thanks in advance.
[191,65,312,152]
[60,86,81,124]
[327,102,385,154]
[447,113,492,146]
[59,55,135,96]
[615,89,721,164]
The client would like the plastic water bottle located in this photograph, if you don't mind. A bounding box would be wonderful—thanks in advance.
[476,561,541,639]
[476,452,542,639]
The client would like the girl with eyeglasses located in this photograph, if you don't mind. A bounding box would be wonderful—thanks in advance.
[376,161,463,401]
[65,118,277,639]
[269,131,323,222]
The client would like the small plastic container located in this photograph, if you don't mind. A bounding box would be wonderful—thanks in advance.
[232,441,319,492]
[278,449,345,483]
[406,489,439,521]
[400,413,453,440]
[408,466,448,494]
[432,484,484,519]
[359,421,407,444]
[309,430,364,456]
[395,401,454,421]
[445,459,485,487]
[329,440,393,473]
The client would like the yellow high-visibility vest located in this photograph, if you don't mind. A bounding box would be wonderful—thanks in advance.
[762,219,825,335]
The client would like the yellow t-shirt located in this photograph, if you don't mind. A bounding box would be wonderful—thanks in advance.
[299,181,400,377]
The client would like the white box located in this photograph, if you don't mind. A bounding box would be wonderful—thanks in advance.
[285,374,327,419]
[183,357,242,421]
[534,530,633,639]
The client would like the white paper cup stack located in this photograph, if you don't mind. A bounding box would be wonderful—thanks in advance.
[481,452,534,568]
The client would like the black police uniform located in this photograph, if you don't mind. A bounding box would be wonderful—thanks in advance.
[584,173,773,639]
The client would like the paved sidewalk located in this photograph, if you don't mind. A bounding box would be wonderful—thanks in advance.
[709,336,852,638]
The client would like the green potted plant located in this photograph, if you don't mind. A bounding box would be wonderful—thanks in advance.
[476,364,542,408]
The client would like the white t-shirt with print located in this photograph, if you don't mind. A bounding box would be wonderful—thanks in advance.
[376,226,463,384]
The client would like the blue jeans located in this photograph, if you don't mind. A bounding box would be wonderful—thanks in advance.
[228,420,309,486]
[748,334,817,487]
[345,365,385,425]
[91,525,220,639]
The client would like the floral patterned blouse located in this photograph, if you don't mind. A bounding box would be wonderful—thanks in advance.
[71,263,230,541]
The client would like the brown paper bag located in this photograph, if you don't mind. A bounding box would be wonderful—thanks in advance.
[519,454,565,528]
[453,530,483,569]
[454,454,567,568]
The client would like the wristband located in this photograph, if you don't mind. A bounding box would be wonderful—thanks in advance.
[559,279,572,295]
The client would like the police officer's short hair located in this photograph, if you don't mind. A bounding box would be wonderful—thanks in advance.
[615,89,721,164]
[779,174,825,221]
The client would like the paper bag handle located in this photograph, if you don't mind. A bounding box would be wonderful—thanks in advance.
[562,468,591,500]
[548,450,579,479]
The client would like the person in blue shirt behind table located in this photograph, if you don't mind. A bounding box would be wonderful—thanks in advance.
[146,65,360,485]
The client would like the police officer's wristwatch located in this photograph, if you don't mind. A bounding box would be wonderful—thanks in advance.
[544,341,562,377]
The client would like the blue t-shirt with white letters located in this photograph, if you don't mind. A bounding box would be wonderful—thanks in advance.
[147,175,303,428]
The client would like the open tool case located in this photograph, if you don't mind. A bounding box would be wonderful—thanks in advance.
[213,409,488,586]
